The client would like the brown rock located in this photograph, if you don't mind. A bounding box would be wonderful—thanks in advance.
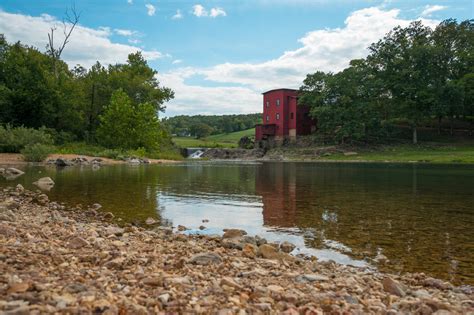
[8,282,30,294]
[67,236,89,249]
[103,212,115,219]
[280,241,296,253]
[142,276,163,287]
[145,217,158,225]
[223,229,247,239]
[242,243,258,258]
[257,244,279,259]
[220,277,243,290]
[177,225,188,231]
[383,277,406,297]
[189,252,223,265]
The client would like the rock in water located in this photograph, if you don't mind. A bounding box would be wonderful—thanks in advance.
[189,252,223,265]
[145,217,158,225]
[3,167,25,180]
[33,177,55,191]
[280,241,296,253]
[383,277,406,297]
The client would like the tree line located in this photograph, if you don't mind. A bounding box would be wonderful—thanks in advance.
[0,34,174,152]
[163,114,261,138]
[299,19,473,144]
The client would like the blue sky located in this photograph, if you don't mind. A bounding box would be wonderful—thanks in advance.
[0,0,472,116]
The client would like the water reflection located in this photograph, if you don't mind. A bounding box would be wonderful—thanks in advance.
[1,162,473,284]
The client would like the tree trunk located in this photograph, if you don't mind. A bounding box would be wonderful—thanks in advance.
[450,116,454,136]
[438,116,442,135]
[412,126,417,145]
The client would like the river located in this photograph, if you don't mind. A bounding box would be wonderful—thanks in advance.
[1,161,473,285]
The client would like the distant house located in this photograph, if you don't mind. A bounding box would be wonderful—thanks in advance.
[255,88,316,143]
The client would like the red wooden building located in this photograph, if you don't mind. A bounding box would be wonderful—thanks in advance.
[255,88,316,142]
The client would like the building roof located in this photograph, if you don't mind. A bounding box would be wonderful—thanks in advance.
[262,88,298,95]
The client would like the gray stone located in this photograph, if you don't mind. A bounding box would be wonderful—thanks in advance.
[383,277,406,297]
[295,274,330,283]
[189,252,223,265]
[280,241,296,253]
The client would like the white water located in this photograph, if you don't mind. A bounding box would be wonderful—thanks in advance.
[189,150,205,159]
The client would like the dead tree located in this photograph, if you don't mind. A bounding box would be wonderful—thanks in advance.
[46,4,80,77]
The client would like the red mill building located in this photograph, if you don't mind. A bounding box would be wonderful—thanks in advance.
[255,88,316,143]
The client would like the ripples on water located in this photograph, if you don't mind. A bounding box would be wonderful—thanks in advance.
[1,162,473,284]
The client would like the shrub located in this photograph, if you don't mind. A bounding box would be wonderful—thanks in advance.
[0,125,54,153]
[20,143,54,162]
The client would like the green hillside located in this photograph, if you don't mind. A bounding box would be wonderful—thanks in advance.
[172,128,255,148]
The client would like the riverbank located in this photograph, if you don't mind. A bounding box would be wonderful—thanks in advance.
[0,153,180,166]
[1,187,472,314]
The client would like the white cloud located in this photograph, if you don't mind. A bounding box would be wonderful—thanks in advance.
[0,10,164,69]
[127,0,133,4]
[420,4,447,17]
[192,4,207,17]
[172,9,183,20]
[210,7,227,18]
[192,4,226,18]
[146,4,156,16]
[159,7,440,116]
[172,59,183,64]
[114,28,137,36]
[128,38,141,44]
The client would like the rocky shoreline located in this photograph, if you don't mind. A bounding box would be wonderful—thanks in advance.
[0,187,473,314]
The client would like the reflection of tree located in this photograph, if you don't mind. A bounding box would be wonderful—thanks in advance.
[255,162,474,284]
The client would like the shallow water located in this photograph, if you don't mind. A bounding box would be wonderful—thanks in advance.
[1,161,473,284]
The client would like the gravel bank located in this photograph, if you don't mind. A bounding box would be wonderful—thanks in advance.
[0,186,473,314]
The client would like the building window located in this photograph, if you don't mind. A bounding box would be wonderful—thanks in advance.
[266,115,269,122]
[290,113,294,119]
[276,113,280,120]
[266,101,269,108]
[276,99,280,106]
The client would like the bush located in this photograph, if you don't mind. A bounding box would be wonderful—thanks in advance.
[20,143,54,162]
[0,125,54,153]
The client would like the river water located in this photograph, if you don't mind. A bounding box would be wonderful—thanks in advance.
[1,161,473,285]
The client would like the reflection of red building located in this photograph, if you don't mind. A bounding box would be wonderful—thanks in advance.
[255,88,316,142]
[255,163,298,227]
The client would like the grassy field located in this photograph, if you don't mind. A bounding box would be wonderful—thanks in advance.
[172,128,255,148]
[271,144,474,164]
[325,145,474,163]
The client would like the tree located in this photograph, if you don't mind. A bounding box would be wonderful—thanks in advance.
[369,21,435,144]
[97,89,166,151]
[46,5,80,78]
[190,123,213,139]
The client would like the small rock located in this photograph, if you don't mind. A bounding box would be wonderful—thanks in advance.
[374,253,389,264]
[7,282,30,294]
[295,274,329,283]
[280,241,296,253]
[55,158,71,167]
[91,203,102,210]
[255,235,267,246]
[220,277,242,289]
[177,225,188,231]
[145,217,158,225]
[103,212,115,219]
[158,293,170,304]
[242,243,258,258]
[257,244,279,259]
[6,167,25,176]
[142,276,163,287]
[383,277,406,297]
[202,219,209,223]
[67,236,89,249]
[199,225,206,230]
[423,277,452,290]
[15,184,24,193]
[189,252,223,265]
[223,229,247,239]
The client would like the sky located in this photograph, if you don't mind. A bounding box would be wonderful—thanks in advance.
[0,0,472,117]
